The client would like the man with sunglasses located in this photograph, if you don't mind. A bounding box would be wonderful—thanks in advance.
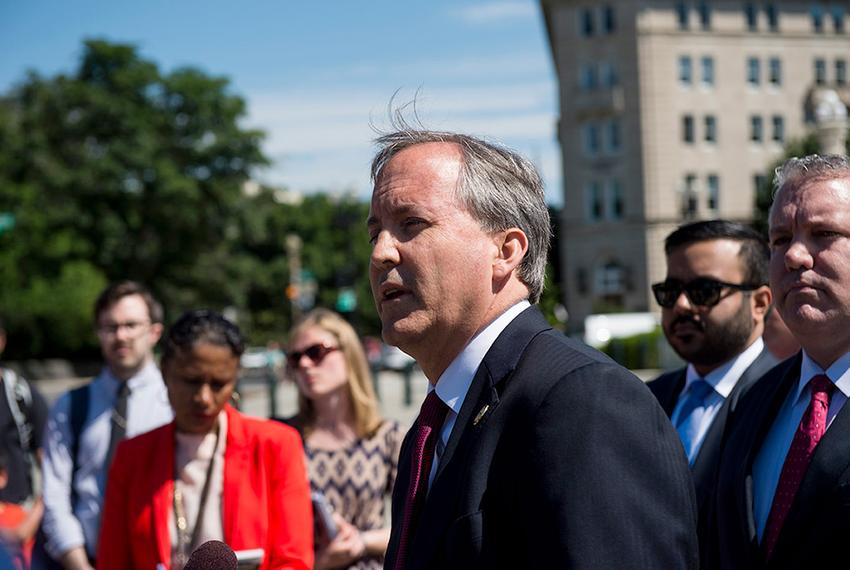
[370,128,697,570]
[37,281,173,569]
[648,220,776,566]
[710,155,850,569]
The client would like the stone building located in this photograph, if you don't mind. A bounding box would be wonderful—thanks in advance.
[541,0,850,331]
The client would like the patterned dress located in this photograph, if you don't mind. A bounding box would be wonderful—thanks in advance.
[281,418,404,570]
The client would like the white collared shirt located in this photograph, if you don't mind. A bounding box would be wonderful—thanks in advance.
[426,300,531,487]
[42,361,173,559]
[752,349,850,540]
[671,338,765,463]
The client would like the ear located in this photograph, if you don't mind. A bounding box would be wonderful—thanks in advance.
[751,285,772,320]
[149,322,164,344]
[492,228,529,281]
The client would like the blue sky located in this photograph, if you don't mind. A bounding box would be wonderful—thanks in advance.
[0,0,562,204]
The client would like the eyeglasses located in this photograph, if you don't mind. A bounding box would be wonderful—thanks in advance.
[286,343,340,369]
[651,278,760,309]
[97,320,151,337]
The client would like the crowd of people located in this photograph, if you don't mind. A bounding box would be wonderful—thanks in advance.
[0,128,848,570]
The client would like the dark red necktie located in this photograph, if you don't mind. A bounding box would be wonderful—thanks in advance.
[394,390,449,570]
[763,374,834,559]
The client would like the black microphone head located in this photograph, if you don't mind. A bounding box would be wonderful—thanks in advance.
[183,540,238,570]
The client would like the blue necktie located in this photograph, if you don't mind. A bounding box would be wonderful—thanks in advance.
[675,379,714,464]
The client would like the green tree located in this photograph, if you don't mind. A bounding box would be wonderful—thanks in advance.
[0,39,267,358]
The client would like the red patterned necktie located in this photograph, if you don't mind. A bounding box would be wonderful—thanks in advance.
[394,390,449,570]
[762,374,834,559]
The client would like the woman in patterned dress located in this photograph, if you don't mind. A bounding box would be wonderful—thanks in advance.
[279,309,403,570]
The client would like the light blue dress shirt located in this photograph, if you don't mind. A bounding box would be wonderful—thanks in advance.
[752,349,850,540]
[41,361,173,560]
[671,338,765,464]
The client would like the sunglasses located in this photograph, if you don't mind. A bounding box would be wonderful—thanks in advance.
[651,277,760,309]
[286,343,340,369]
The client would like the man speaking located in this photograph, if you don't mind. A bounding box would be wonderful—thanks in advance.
[367,127,698,569]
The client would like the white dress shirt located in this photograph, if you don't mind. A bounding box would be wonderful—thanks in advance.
[426,300,531,487]
[752,349,850,540]
[671,338,765,463]
[41,361,173,559]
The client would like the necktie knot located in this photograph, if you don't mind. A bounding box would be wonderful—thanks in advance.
[810,374,834,403]
[419,390,449,431]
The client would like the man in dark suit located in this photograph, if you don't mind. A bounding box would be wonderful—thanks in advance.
[711,154,850,569]
[367,127,698,569]
[648,220,776,562]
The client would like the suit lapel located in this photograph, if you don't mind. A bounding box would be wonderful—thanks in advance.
[692,350,778,501]
[406,306,551,570]
[152,423,176,565]
[661,371,687,417]
[732,356,800,559]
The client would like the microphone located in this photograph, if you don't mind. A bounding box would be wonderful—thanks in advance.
[183,540,238,570]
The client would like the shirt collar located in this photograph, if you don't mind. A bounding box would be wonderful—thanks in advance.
[432,300,531,415]
[100,359,162,394]
[685,337,765,398]
[795,349,850,403]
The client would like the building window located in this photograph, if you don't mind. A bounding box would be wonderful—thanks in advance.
[581,8,595,37]
[772,115,785,143]
[583,123,601,156]
[701,56,715,86]
[750,115,763,142]
[815,58,827,84]
[605,120,622,153]
[837,59,847,86]
[745,3,758,31]
[683,115,695,143]
[769,57,782,86]
[766,4,779,32]
[599,62,618,87]
[834,7,846,33]
[679,55,693,84]
[607,180,624,220]
[682,174,698,219]
[812,4,824,33]
[698,1,711,30]
[704,115,717,143]
[595,262,626,296]
[580,64,598,90]
[754,174,767,194]
[586,182,604,221]
[747,57,761,85]
[603,6,616,33]
[677,2,689,30]
[706,174,719,212]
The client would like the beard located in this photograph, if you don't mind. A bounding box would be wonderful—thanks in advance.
[669,303,755,369]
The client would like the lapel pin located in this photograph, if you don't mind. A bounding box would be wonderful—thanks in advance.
[473,404,490,426]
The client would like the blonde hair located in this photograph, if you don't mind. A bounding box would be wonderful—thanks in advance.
[287,308,382,438]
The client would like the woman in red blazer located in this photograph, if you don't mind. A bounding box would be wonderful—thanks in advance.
[97,310,313,570]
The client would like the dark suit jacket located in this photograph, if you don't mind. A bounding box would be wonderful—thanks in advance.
[649,347,778,565]
[385,307,699,570]
[710,352,850,569]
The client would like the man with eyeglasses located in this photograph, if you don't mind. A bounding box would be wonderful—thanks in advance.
[710,155,850,569]
[38,281,173,570]
[648,219,776,566]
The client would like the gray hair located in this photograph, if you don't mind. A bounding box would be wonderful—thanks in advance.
[773,154,850,199]
[371,129,552,303]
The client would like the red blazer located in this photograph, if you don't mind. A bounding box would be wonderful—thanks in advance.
[97,405,313,570]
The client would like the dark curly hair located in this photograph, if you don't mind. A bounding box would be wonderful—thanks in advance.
[160,309,245,365]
